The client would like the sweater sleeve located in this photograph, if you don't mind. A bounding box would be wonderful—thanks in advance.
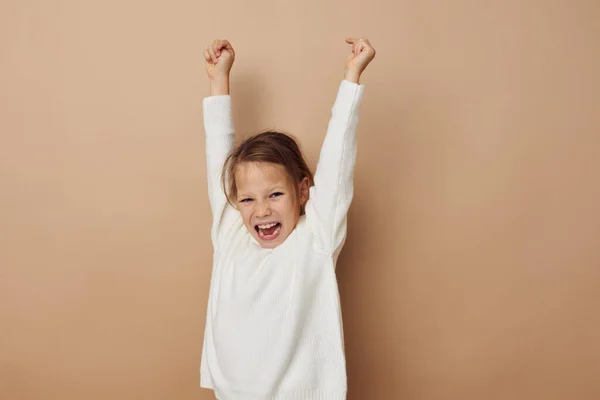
[306,79,365,256]
[202,94,236,249]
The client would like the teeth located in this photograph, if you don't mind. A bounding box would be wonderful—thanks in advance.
[258,224,281,238]
[258,222,278,229]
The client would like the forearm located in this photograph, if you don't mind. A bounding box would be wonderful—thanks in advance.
[308,80,365,252]
[210,75,230,96]
[203,86,235,245]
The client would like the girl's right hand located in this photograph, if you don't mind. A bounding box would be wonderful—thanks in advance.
[204,39,235,80]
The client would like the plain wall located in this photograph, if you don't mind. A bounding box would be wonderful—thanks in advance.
[1,0,599,399]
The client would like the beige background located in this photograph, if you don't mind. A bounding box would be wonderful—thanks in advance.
[1,0,600,399]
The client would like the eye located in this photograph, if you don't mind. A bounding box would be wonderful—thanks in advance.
[270,192,283,198]
[239,198,253,203]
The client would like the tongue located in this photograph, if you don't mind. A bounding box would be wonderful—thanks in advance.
[262,224,279,236]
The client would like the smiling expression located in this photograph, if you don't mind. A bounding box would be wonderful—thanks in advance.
[235,162,309,249]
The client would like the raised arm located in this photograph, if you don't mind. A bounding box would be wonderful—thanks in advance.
[202,39,237,248]
[306,37,376,256]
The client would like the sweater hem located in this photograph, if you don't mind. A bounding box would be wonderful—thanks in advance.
[213,388,347,400]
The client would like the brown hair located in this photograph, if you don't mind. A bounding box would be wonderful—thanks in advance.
[221,130,314,215]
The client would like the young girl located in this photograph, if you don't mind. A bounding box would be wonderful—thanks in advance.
[200,37,376,400]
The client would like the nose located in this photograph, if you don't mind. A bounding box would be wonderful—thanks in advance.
[254,200,271,217]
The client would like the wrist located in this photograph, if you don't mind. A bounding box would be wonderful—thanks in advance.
[210,73,229,82]
[344,70,361,84]
[210,75,230,95]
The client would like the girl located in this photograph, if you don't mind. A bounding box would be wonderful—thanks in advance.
[201,37,376,400]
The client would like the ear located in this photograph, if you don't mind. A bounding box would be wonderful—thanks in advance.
[298,177,310,205]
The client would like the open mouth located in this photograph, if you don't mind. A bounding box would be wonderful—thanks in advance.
[254,222,282,241]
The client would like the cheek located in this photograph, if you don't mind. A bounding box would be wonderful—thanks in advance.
[240,207,253,223]
[280,199,299,220]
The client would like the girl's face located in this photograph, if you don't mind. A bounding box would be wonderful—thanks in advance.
[235,162,309,249]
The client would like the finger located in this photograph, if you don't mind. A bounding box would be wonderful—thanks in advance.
[355,38,366,53]
[203,49,211,62]
[212,43,222,59]
[362,42,374,55]
[345,38,359,54]
[216,40,230,56]
[221,40,233,54]
[358,38,370,50]
[214,40,225,56]
[212,43,221,58]
[207,46,217,64]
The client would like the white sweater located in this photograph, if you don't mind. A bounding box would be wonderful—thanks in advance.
[200,80,365,400]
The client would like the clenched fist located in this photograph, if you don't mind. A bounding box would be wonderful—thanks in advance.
[344,37,376,79]
[204,39,235,80]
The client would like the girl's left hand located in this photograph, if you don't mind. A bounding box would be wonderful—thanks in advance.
[344,37,376,76]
